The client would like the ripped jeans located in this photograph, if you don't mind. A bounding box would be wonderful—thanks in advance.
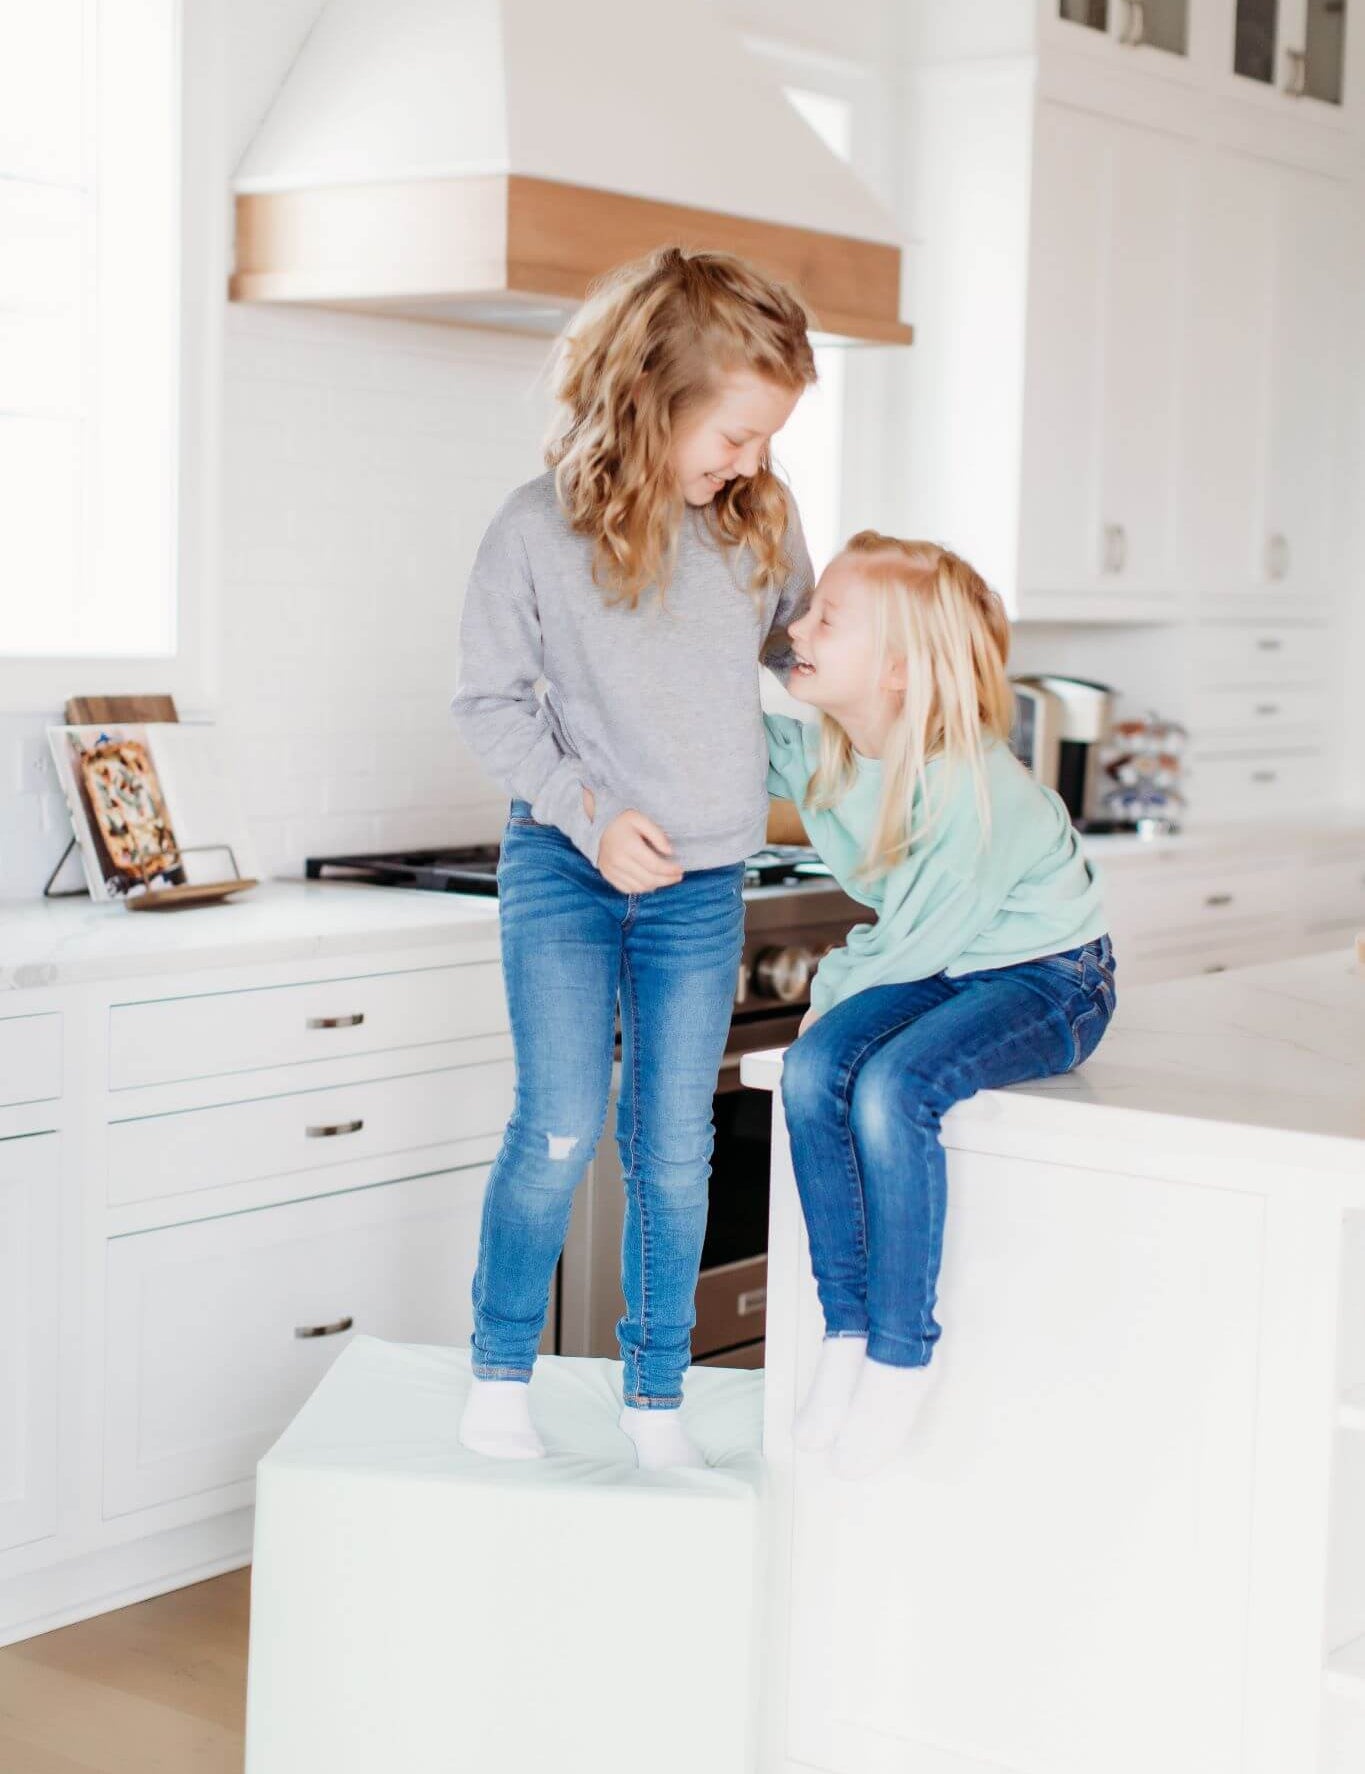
[468,802,744,1407]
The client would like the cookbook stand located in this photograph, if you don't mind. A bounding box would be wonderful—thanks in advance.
[43,694,259,910]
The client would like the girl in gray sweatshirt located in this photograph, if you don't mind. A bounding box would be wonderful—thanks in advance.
[451,247,815,1470]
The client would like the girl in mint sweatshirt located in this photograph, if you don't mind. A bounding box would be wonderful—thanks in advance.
[766,530,1114,1479]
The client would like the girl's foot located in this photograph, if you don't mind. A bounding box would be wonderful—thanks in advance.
[792,1335,868,1451]
[459,1377,545,1460]
[619,1405,707,1470]
[831,1356,936,1480]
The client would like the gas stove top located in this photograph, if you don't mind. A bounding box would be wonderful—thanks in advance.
[304,841,834,895]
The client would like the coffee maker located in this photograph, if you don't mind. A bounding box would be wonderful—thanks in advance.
[1010,676,1115,827]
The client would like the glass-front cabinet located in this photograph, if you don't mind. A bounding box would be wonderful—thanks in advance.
[1234,0,1348,103]
[1057,0,1191,56]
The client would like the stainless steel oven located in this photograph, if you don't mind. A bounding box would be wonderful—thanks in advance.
[557,880,861,1369]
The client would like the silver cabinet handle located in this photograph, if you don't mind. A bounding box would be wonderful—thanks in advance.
[1283,46,1307,96]
[1255,637,1282,651]
[737,1287,767,1317]
[1266,533,1291,580]
[307,1012,364,1030]
[1251,770,1278,784]
[1102,523,1127,574]
[1205,893,1235,908]
[306,1118,364,1139]
[294,1316,354,1340]
[1121,0,1146,45]
[1255,703,1280,717]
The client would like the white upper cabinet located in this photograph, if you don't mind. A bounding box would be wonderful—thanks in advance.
[1233,0,1351,106]
[1258,161,1350,600]
[1183,150,1349,605]
[1050,0,1193,65]
[1018,104,1190,607]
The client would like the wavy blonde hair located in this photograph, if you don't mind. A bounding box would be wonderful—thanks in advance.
[545,247,816,608]
[805,533,1015,879]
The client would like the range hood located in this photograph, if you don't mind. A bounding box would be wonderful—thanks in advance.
[230,0,912,345]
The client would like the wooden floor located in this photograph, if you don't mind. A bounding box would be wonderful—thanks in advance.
[0,1569,250,1773]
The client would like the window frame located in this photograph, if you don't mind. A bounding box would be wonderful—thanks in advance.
[0,0,217,715]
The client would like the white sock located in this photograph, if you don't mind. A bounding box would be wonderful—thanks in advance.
[792,1335,868,1451]
[459,1376,545,1461]
[619,1405,706,1471]
[831,1355,937,1481]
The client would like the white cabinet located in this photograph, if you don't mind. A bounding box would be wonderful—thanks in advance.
[901,75,1193,621]
[1233,0,1353,107]
[1189,152,1354,608]
[1049,0,1193,64]
[0,894,510,1649]
[0,1134,60,1553]
[103,1164,489,1518]
[1259,162,1351,604]
[1019,103,1189,607]
[0,1012,62,1109]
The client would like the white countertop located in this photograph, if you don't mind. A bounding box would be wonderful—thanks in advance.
[0,879,501,992]
[742,948,1365,1175]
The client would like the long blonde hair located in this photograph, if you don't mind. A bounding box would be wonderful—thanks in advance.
[546,247,816,609]
[805,534,1014,879]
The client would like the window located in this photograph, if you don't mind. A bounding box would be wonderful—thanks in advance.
[771,83,853,578]
[0,1,179,661]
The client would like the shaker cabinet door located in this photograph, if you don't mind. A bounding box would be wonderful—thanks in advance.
[0,1135,60,1553]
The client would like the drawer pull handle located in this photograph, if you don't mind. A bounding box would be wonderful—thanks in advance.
[1255,703,1280,717]
[1251,771,1278,784]
[306,1118,364,1139]
[307,1013,364,1030]
[1255,638,1282,652]
[736,1287,767,1317]
[1203,965,1228,975]
[1205,893,1234,908]
[294,1316,354,1340]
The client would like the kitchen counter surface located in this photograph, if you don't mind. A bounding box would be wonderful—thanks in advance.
[1076,811,1365,862]
[743,947,1365,1182]
[0,879,501,992]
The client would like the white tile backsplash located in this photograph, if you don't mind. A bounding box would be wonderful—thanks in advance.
[0,305,552,899]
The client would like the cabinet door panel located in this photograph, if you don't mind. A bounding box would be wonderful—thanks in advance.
[1098,119,1189,598]
[1020,105,1191,606]
[0,1135,60,1552]
[103,1166,487,1517]
[1261,165,1349,601]
[1019,103,1107,596]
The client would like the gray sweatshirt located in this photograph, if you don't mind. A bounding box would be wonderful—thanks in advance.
[451,470,814,870]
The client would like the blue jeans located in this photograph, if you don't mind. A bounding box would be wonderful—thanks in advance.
[470,802,745,1407]
[779,935,1117,1368]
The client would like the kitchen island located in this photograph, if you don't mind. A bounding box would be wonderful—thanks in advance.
[742,949,1365,1774]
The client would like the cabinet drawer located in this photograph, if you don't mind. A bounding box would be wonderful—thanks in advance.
[103,1165,487,1517]
[1103,863,1287,940]
[108,1059,513,1208]
[0,1013,61,1110]
[1194,688,1324,743]
[1184,753,1327,818]
[109,962,506,1090]
[1193,627,1328,687]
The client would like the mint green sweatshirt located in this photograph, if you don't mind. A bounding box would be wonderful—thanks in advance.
[764,715,1108,1015]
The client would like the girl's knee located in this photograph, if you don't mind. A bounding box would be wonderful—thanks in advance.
[849,1057,954,1148]
[780,1026,838,1115]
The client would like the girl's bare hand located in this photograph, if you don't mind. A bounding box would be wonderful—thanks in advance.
[598,810,683,894]
[582,786,596,820]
